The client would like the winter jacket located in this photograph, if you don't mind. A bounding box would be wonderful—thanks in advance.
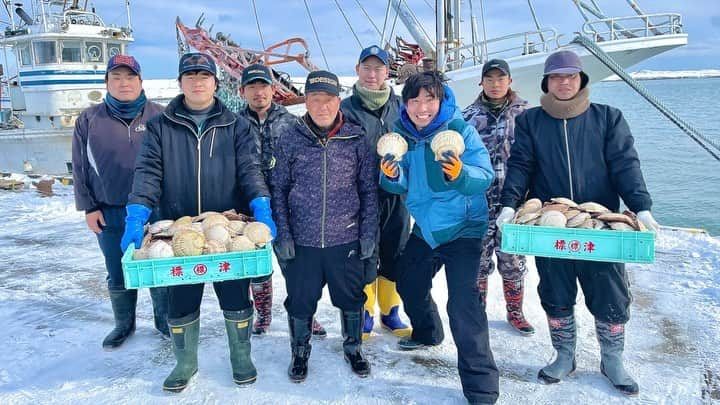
[270,115,379,248]
[341,87,402,153]
[72,100,164,212]
[462,91,528,211]
[380,87,495,249]
[128,95,269,220]
[500,103,652,213]
[237,102,298,180]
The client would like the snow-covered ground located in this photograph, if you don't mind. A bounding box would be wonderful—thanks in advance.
[1,182,719,404]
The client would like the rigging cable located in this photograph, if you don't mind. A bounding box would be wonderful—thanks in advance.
[354,0,381,37]
[380,0,392,45]
[250,0,266,50]
[387,0,403,45]
[333,0,363,48]
[303,0,330,70]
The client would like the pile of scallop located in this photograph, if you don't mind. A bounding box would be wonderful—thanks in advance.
[512,198,647,231]
[132,210,273,260]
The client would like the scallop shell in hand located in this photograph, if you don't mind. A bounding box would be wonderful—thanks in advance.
[171,229,206,257]
[430,130,465,161]
[377,132,408,161]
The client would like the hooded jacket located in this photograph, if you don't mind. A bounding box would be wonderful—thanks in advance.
[380,86,495,248]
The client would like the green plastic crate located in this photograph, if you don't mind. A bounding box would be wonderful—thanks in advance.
[500,224,655,264]
[121,244,273,289]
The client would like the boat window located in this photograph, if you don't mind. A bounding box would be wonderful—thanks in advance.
[34,41,57,64]
[107,42,121,59]
[61,40,83,63]
[18,43,32,66]
[85,41,103,63]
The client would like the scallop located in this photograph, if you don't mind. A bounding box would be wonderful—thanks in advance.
[227,235,256,252]
[567,212,591,228]
[516,198,542,217]
[376,132,408,161]
[148,240,174,259]
[244,222,273,246]
[538,211,568,227]
[204,239,227,254]
[541,203,569,213]
[550,197,579,208]
[596,212,635,226]
[609,222,635,231]
[202,214,230,232]
[171,229,206,257]
[577,202,610,214]
[430,130,465,161]
[133,248,149,260]
[228,220,247,235]
[514,211,542,225]
[168,216,193,235]
[193,211,220,222]
[205,224,231,244]
[148,220,174,234]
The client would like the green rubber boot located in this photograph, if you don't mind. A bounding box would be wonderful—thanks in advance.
[162,311,200,393]
[224,308,257,385]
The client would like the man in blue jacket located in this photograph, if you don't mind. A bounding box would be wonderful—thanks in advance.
[497,50,660,396]
[120,52,276,392]
[379,71,498,404]
[271,70,379,382]
[71,55,168,350]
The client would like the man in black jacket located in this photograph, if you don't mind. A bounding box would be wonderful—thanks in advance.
[238,64,326,337]
[497,50,660,396]
[340,45,412,340]
[72,55,168,350]
[120,52,276,392]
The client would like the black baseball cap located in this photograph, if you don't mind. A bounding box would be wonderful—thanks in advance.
[481,59,511,77]
[305,70,340,96]
[241,63,273,86]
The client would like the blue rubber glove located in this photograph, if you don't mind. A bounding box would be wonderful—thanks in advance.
[120,204,152,252]
[250,196,277,238]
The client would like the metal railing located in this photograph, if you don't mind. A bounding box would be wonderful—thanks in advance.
[445,27,560,70]
[582,13,683,42]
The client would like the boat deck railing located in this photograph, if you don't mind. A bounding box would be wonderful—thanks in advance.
[445,27,560,70]
[582,13,683,42]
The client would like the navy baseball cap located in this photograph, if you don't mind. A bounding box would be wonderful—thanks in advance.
[481,59,510,77]
[544,50,583,75]
[241,63,273,86]
[107,54,141,75]
[178,52,217,77]
[305,70,340,96]
[358,45,389,66]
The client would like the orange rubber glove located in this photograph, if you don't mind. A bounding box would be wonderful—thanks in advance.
[441,151,463,181]
[381,153,400,179]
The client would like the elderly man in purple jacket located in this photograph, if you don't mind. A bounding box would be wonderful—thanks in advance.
[270,70,379,382]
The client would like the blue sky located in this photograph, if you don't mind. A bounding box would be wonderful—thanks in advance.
[57,1,720,78]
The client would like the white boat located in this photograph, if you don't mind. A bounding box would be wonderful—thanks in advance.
[0,1,690,175]
[0,0,133,175]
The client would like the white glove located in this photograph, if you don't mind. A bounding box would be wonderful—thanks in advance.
[496,207,516,230]
[637,210,659,232]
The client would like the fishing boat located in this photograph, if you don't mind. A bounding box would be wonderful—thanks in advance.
[0,1,693,175]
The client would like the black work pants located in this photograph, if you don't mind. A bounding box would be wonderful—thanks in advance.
[395,234,499,404]
[536,257,631,323]
[282,241,368,319]
[168,279,251,319]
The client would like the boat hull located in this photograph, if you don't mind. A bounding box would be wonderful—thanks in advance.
[446,34,689,107]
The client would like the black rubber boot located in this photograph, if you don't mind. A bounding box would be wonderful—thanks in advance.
[287,316,312,383]
[224,308,257,385]
[103,289,137,350]
[149,287,170,338]
[341,310,371,377]
[163,311,200,393]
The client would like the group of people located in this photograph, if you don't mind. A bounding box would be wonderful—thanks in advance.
[73,45,659,404]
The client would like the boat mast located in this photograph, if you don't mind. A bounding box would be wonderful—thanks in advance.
[435,0,444,71]
[389,0,434,60]
[125,0,132,33]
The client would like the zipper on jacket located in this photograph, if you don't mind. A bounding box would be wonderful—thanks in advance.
[321,147,328,248]
[562,119,575,200]
[197,140,202,215]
